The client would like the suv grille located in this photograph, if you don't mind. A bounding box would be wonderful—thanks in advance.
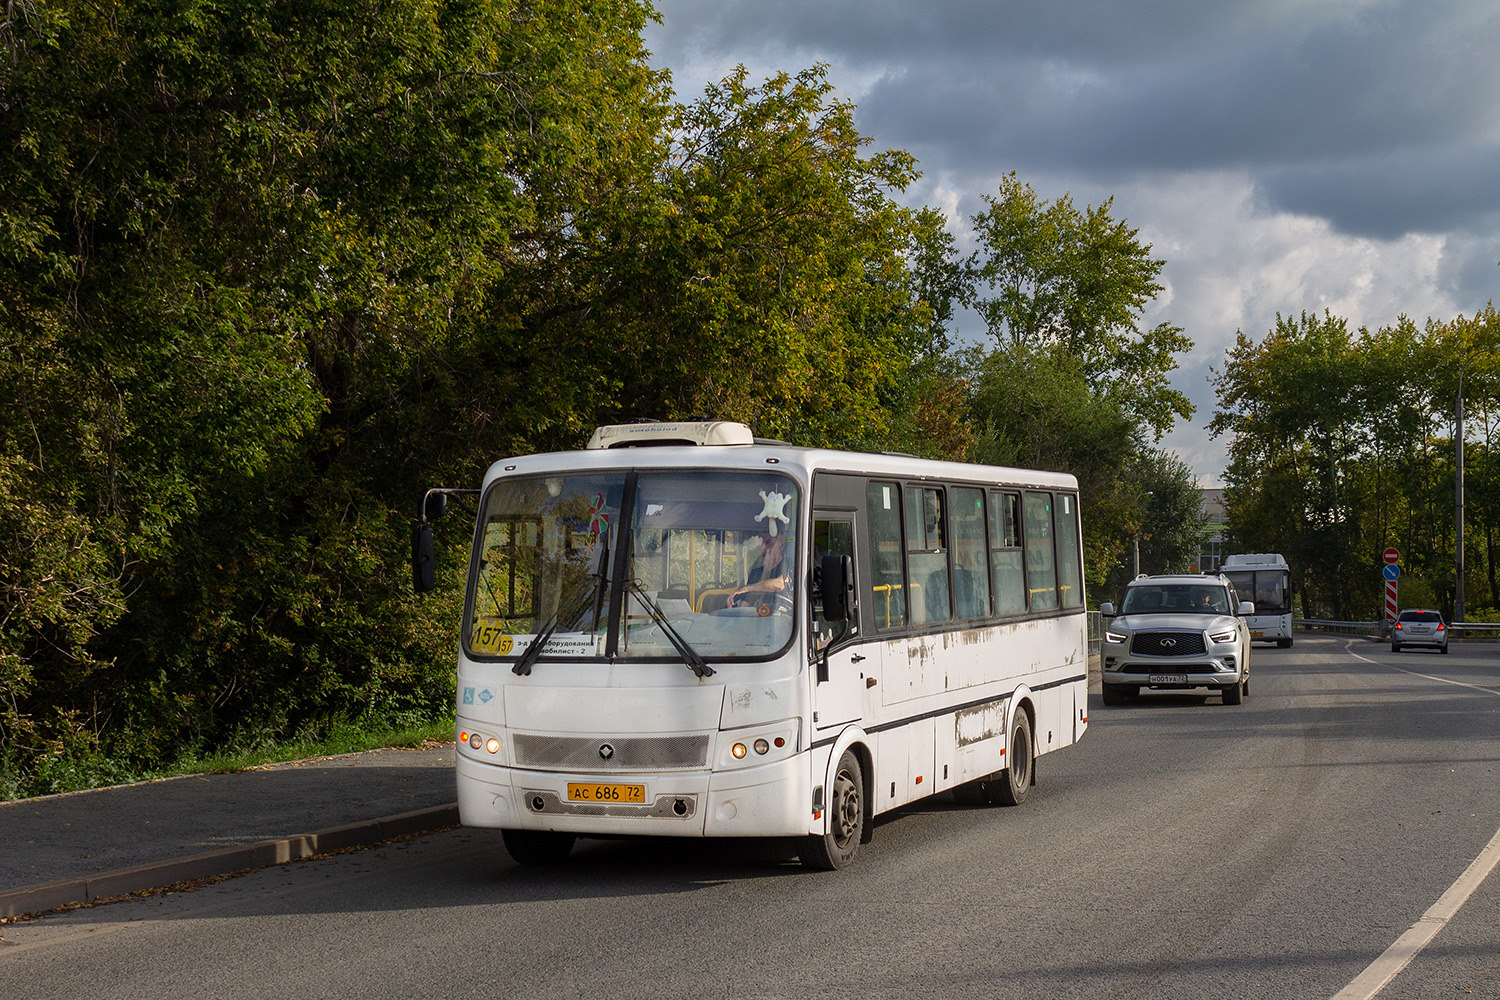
[1131,631,1206,656]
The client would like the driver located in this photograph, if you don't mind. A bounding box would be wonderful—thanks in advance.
[729,531,789,607]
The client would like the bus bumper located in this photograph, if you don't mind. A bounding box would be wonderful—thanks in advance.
[456,753,810,838]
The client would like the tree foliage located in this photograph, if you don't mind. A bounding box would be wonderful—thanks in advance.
[966,173,1193,441]
[1,3,1205,795]
[1210,305,1500,620]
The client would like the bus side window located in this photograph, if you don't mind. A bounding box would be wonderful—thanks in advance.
[905,486,950,625]
[951,486,990,619]
[812,518,857,648]
[1024,491,1058,611]
[866,481,906,629]
[988,491,1025,614]
[1054,493,1083,609]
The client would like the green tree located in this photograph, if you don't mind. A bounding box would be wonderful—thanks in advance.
[0,0,672,788]
[966,172,1193,440]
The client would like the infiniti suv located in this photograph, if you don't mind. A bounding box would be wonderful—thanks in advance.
[1098,574,1255,706]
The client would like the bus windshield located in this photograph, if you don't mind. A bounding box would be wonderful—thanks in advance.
[466,470,800,662]
[1222,570,1288,614]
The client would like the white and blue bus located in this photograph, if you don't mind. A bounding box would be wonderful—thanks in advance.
[1221,553,1294,647]
[415,421,1090,869]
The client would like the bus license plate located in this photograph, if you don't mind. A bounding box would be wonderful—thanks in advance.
[567,782,645,803]
[1149,673,1188,686]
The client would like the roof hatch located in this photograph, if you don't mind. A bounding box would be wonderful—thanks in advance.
[586,420,755,449]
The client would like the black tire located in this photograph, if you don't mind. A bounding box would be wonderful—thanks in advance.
[1441,644,1449,654]
[1101,684,1133,706]
[501,829,576,865]
[1277,637,1293,649]
[802,750,865,870]
[987,710,1033,807]
[1391,643,1401,653]
[1222,679,1243,705]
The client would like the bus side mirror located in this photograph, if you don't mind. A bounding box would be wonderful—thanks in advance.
[423,490,449,521]
[821,554,856,623]
[412,523,436,594]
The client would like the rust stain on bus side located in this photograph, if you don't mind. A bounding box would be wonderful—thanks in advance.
[956,699,1005,746]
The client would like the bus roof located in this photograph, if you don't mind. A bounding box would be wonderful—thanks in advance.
[1222,553,1289,569]
[483,422,1079,492]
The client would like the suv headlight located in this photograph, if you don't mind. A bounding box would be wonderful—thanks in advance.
[1208,628,1237,643]
[1105,629,1129,644]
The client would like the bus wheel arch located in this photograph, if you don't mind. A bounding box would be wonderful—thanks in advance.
[802,744,868,870]
[989,699,1035,806]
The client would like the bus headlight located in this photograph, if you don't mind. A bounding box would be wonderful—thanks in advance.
[718,721,800,768]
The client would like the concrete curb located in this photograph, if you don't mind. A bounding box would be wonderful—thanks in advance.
[0,802,459,920]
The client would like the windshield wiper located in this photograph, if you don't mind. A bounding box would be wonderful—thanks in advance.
[628,580,714,679]
[513,575,603,676]
[513,538,613,677]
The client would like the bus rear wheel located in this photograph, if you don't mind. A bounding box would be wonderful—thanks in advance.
[802,750,864,870]
[987,710,1033,807]
[501,829,576,866]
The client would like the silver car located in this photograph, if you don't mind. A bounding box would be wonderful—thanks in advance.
[1391,608,1449,653]
[1098,574,1255,706]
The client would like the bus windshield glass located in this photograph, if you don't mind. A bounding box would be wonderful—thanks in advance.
[1222,570,1288,613]
[466,470,800,661]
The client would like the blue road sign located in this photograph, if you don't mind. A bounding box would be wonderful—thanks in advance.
[1383,563,1400,581]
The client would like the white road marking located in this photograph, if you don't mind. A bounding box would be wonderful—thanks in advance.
[1332,638,1500,998]
[1344,642,1500,698]
[1332,824,1500,999]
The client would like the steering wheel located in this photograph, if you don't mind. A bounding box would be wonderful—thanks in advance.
[728,590,794,617]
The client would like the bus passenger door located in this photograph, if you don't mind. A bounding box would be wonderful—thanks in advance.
[812,516,864,731]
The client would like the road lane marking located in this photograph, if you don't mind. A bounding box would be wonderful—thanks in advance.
[1332,824,1500,999]
[1344,642,1500,699]
[1332,638,1500,998]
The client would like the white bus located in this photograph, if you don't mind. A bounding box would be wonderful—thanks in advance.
[1220,553,1294,647]
[414,421,1090,869]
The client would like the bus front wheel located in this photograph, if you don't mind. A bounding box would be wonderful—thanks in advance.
[802,750,864,870]
[988,710,1033,807]
[501,829,576,866]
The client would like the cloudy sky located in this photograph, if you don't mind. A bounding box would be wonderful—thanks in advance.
[643,0,1500,484]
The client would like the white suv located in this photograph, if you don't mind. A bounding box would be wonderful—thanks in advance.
[1098,574,1254,706]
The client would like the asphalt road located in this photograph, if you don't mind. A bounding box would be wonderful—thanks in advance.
[2,635,1498,1000]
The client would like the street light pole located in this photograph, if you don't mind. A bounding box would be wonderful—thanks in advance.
[1456,378,1465,624]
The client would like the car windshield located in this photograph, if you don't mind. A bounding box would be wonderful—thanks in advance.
[465,469,800,661]
[1120,584,1230,615]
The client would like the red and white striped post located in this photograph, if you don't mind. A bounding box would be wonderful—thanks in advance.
[1383,548,1400,628]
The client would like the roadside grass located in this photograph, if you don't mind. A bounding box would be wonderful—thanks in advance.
[0,715,456,801]
[164,716,457,777]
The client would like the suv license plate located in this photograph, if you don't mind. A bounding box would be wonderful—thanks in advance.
[567,782,646,803]
[1149,673,1189,685]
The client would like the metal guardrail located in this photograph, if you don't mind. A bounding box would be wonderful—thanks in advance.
[1295,618,1500,638]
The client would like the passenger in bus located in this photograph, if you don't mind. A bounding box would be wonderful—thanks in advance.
[729,531,789,607]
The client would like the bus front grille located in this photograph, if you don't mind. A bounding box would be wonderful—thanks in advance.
[512,733,712,772]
